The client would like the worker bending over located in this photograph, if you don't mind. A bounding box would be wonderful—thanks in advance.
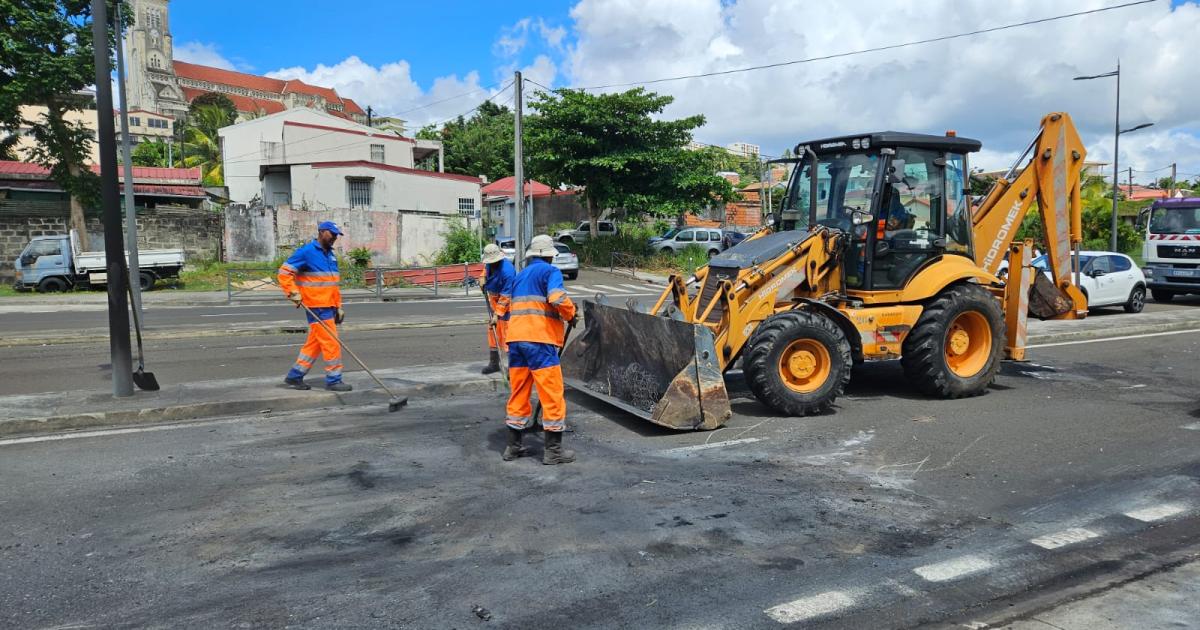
[278,221,351,392]
[502,234,577,464]
[480,243,515,374]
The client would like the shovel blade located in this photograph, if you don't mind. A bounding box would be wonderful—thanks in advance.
[562,300,731,430]
[132,369,160,392]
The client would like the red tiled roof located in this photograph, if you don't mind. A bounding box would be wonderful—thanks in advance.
[0,161,204,192]
[482,176,554,197]
[174,60,286,94]
[0,161,52,176]
[308,160,482,184]
[181,86,285,116]
[284,120,414,143]
[342,98,365,115]
[282,79,340,103]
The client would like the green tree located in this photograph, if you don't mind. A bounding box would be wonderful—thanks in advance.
[130,138,169,167]
[0,0,130,249]
[434,218,484,265]
[187,92,236,126]
[417,100,514,181]
[179,104,226,185]
[525,87,735,236]
[1014,175,1143,254]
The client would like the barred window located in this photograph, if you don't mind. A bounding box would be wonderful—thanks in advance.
[347,178,372,208]
[370,144,385,163]
[458,197,477,218]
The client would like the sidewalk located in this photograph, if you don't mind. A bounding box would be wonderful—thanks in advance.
[997,557,1200,629]
[0,362,502,438]
[0,285,480,311]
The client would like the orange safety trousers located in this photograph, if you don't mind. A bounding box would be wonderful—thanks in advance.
[487,294,509,351]
[505,341,565,431]
[287,316,344,385]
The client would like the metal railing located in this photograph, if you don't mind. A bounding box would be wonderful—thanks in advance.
[609,252,640,279]
[225,262,485,303]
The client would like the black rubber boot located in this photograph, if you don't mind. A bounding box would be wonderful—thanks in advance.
[542,430,576,465]
[326,382,353,392]
[284,377,311,390]
[481,350,501,375]
[502,428,530,461]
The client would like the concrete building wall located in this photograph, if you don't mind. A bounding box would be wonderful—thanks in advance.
[288,164,481,215]
[281,124,414,169]
[224,204,276,262]
[13,105,101,165]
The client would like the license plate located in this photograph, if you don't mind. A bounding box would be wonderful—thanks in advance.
[1173,269,1197,277]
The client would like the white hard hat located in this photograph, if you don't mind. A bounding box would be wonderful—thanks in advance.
[482,243,505,264]
[525,234,558,259]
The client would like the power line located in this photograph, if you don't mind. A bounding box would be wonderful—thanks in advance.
[393,81,508,116]
[564,0,1157,91]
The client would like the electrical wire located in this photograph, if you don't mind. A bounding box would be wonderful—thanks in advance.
[562,0,1157,91]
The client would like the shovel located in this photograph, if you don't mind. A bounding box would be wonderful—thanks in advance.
[481,289,509,388]
[125,273,159,391]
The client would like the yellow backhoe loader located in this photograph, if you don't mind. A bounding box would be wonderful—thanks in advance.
[563,112,1089,430]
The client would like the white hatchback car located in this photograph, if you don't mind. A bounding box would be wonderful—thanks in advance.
[1030,251,1147,313]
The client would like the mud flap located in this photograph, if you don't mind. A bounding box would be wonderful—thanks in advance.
[562,300,732,430]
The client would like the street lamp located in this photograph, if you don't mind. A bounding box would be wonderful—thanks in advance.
[1074,62,1154,251]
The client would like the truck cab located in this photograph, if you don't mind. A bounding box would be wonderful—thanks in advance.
[13,235,73,293]
[1139,197,1200,302]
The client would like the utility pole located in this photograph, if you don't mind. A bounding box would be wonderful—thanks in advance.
[115,0,143,319]
[367,105,374,128]
[167,138,172,166]
[1111,60,1121,252]
[1128,166,1133,199]
[513,71,525,270]
[1170,162,1177,197]
[92,0,134,398]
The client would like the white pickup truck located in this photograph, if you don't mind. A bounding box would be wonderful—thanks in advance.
[13,230,185,292]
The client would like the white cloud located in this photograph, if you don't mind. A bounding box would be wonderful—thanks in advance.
[495,18,533,57]
[173,41,238,71]
[536,19,568,51]
[562,0,1200,176]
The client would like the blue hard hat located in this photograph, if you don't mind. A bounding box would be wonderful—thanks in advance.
[317,220,343,236]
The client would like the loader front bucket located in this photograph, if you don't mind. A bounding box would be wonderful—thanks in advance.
[562,299,732,431]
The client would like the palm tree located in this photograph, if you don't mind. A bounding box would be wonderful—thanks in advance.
[179,104,231,186]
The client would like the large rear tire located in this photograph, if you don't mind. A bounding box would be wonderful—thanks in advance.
[901,284,1005,398]
[744,310,852,416]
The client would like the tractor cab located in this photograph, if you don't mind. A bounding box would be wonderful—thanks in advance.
[779,131,982,291]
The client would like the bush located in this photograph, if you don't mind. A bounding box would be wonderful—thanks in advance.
[435,219,484,265]
[348,246,373,268]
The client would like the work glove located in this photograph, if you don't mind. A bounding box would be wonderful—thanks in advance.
[288,291,303,307]
[335,308,345,325]
[569,313,580,326]
[489,313,498,326]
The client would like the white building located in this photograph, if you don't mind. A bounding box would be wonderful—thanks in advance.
[217,108,464,211]
[726,142,760,158]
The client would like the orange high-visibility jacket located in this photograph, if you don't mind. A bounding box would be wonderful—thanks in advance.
[278,239,342,308]
[503,258,575,346]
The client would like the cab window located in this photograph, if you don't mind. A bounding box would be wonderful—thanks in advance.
[27,240,62,259]
[1110,255,1131,272]
[676,230,694,242]
[871,148,946,290]
[710,231,722,241]
[944,153,971,255]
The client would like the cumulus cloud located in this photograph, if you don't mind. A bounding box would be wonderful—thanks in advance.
[173,41,239,71]
[562,0,1200,178]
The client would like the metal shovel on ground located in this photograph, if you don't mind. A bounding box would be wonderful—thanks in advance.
[298,303,408,412]
[125,273,159,391]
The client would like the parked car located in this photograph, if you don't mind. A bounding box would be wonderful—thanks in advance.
[1030,251,1147,313]
[496,236,517,262]
[553,243,579,280]
[13,229,184,292]
[722,230,749,250]
[653,227,726,257]
[555,220,618,244]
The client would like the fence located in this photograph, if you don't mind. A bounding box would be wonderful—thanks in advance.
[225,263,485,303]
[608,252,641,279]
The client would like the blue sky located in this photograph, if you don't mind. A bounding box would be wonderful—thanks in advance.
[165,0,1200,181]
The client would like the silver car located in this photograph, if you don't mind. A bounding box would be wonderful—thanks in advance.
[494,238,578,280]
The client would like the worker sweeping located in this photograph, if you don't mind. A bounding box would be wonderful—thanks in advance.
[502,234,577,464]
[480,243,515,374]
[278,221,352,392]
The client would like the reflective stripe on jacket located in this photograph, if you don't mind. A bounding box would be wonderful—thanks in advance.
[278,239,342,308]
[503,258,575,345]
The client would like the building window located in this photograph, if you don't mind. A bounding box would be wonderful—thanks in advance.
[130,116,141,127]
[458,197,477,218]
[370,144,385,163]
[347,178,372,208]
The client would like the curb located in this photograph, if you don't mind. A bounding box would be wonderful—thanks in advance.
[0,318,485,348]
[1027,318,1200,345]
[1,375,502,439]
[0,292,476,309]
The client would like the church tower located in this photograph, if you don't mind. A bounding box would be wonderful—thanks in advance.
[126,0,188,118]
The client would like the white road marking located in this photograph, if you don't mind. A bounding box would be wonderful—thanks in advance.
[1124,503,1188,522]
[591,284,625,292]
[621,283,651,291]
[200,312,268,317]
[660,437,764,453]
[1027,328,1200,348]
[1029,527,1101,550]
[1182,422,1200,431]
[0,416,256,447]
[764,590,856,624]
[235,343,300,350]
[913,556,993,582]
[565,285,594,294]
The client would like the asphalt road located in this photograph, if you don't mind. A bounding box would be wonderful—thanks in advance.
[0,269,666,334]
[2,331,1197,628]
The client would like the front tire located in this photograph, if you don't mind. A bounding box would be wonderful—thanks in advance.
[1151,288,1175,303]
[37,277,68,293]
[139,271,155,291]
[743,310,852,416]
[1124,285,1146,313]
[901,284,1005,398]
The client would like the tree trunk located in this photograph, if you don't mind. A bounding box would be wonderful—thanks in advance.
[67,163,89,250]
[587,197,599,238]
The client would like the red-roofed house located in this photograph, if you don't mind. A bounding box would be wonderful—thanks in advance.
[481,177,587,237]
[126,1,368,124]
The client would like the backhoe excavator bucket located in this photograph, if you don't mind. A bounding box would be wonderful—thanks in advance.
[562,299,732,430]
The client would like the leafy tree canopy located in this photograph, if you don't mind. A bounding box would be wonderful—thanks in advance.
[187,92,236,128]
[417,100,514,182]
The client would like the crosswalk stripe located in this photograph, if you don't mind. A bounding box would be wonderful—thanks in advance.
[565,285,593,294]
[591,284,624,292]
[621,283,651,291]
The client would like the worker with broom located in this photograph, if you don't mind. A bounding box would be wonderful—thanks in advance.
[278,221,352,392]
[501,234,577,465]
[480,243,515,374]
